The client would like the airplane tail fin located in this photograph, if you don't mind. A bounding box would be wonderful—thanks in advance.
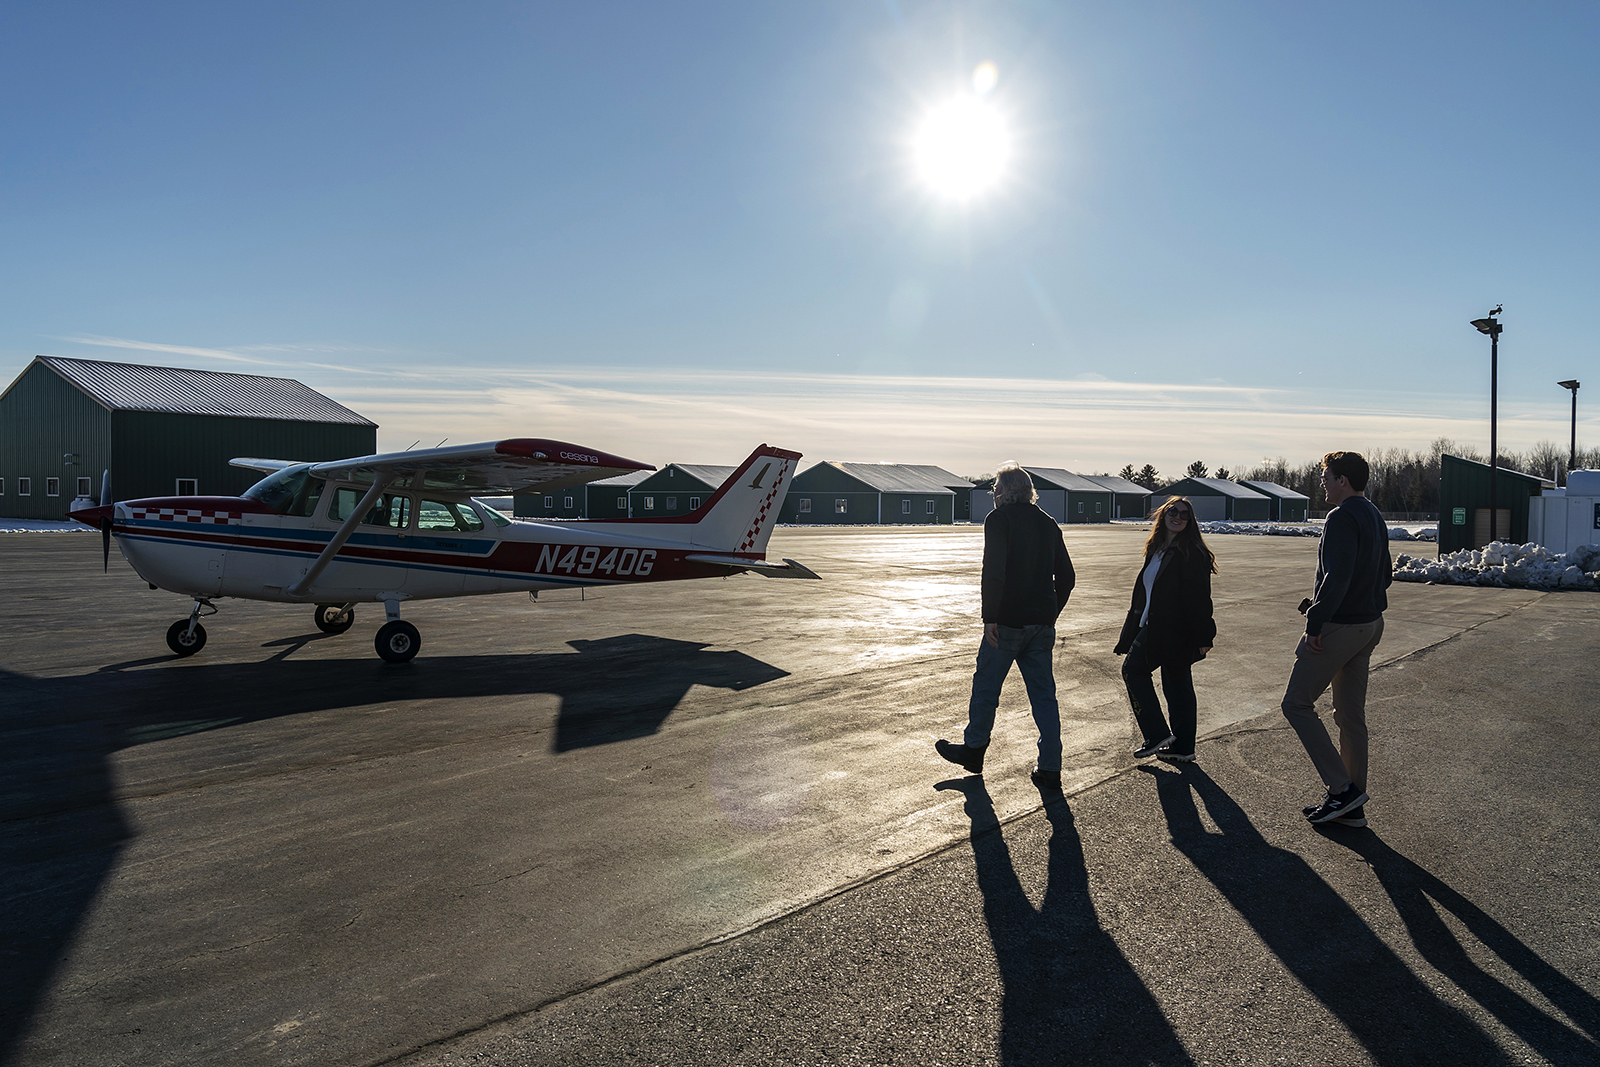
[685,444,802,554]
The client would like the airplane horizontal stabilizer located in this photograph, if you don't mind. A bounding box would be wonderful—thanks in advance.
[683,554,821,579]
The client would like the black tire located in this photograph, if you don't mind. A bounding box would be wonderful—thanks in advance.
[314,603,355,634]
[374,620,421,664]
[166,619,207,657]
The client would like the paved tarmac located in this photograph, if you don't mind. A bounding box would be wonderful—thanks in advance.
[1,525,1595,1066]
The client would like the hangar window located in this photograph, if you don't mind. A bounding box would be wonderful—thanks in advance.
[0,477,5,494]
[617,496,626,509]
[18,477,30,496]
[46,477,60,497]
[564,496,574,509]
[1077,501,1085,514]
[644,496,655,510]
[834,498,847,514]
[1096,501,1103,513]
[666,496,677,509]
[926,500,936,514]
[544,495,553,508]
[175,479,197,496]
[77,477,92,497]
[901,499,910,515]
[798,498,811,513]
[690,496,700,509]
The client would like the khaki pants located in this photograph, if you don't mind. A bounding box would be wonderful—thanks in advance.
[1280,618,1384,793]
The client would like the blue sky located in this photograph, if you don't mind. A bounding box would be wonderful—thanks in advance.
[2,1,1595,477]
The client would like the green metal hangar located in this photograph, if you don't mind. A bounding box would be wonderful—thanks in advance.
[1151,477,1271,521]
[970,467,1114,524]
[778,462,962,524]
[1239,480,1311,522]
[0,355,376,520]
[1083,474,1152,520]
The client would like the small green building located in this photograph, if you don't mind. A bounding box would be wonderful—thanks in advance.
[1083,475,1153,520]
[0,356,376,520]
[780,462,960,524]
[1238,480,1311,522]
[1152,477,1271,522]
[630,464,735,518]
[1438,453,1551,553]
[514,468,651,519]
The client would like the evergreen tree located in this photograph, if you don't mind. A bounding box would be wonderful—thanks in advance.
[1186,460,1209,479]
[1136,464,1160,490]
[1118,464,1137,482]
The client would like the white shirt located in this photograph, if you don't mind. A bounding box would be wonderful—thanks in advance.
[1138,550,1166,628]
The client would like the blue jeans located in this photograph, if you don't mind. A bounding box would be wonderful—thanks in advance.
[965,623,1062,772]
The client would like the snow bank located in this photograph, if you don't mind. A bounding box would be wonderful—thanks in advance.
[0,519,94,533]
[1394,541,1600,592]
[1197,521,1437,542]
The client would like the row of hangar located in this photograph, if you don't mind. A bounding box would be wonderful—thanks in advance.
[2,354,1307,526]
[513,463,1312,525]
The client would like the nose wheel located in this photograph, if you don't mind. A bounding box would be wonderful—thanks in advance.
[375,620,421,663]
[166,619,208,656]
[314,603,356,634]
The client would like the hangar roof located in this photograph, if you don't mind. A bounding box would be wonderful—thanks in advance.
[31,355,376,426]
[1239,480,1310,502]
[1156,477,1269,499]
[1024,467,1114,494]
[825,462,963,494]
[1081,474,1151,496]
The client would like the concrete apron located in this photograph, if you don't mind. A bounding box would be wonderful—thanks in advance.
[0,527,1549,1066]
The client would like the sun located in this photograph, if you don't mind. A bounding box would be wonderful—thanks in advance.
[912,96,1010,201]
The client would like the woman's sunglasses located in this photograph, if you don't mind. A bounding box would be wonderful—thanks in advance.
[1168,509,1191,520]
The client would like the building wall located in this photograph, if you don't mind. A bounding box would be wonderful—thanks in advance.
[781,490,882,523]
[514,489,587,519]
[110,411,376,505]
[1229,496,1272,522]
[879,493,953,524]
[1064,491,1114,523]
[1111,492,1149,519]
[0,362,112,519]
[1438,454,1541,553]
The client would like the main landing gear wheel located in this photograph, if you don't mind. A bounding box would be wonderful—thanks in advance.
[375,620,421,664]
[314,603,355,634]
[166,619,208,656]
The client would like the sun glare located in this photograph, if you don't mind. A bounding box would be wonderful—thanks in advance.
[912,96,1010,202]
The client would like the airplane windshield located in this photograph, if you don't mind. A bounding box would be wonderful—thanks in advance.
[243,465,326,516]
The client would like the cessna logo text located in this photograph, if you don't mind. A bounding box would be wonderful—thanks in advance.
[560,451,600,464]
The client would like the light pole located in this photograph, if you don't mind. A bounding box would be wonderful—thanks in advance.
[1470,307,1504,544]
[1557,379,1580,484]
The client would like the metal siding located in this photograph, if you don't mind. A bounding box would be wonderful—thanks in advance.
[0,361,112,519]
[111,411,376,501]
[1438,454,1541,553]
[38,356,376,425]
[781,490,878,523]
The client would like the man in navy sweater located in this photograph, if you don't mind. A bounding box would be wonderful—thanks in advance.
[936,464,1076,791]
[1283,451,1393,826]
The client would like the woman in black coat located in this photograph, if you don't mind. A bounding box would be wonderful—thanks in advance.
[1113,496,1217,762]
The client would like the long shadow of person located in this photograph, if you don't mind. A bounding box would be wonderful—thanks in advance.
[1321,828,1599,1064]
[940,777,1191,1066]
[0,634,788,1064]
[1144,763,1511,1065]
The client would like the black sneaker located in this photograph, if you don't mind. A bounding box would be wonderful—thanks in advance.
[1155,746,1195,763]
[1304,784,1369,824]
[1134,734,1175,759]
[1031,768,1063,792]
[935,739,986,774]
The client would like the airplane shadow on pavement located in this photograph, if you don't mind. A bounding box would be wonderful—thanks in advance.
[1145,762,1544,1066]
[939,777,1192,1066]
[0,633,788,1065]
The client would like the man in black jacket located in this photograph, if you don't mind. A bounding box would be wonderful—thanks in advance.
[1283,451,1393,826]
[937,464,1076,791]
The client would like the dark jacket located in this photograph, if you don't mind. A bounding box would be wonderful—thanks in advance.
[1113,544,1217,666]
[981,502,1076,626]
[1306,493,1392,637]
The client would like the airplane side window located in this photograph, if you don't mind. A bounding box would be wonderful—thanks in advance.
[473,500,511,528]
[418,499,481,532]
[329,488,410,528]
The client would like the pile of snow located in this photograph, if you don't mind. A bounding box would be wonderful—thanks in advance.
[0,518,94,533]
[1395,541,1600,591]
[1198,521,1436,542]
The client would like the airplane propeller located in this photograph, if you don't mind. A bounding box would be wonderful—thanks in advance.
[100,469,112,572]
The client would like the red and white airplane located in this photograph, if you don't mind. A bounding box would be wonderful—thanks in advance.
[70,440,817,662]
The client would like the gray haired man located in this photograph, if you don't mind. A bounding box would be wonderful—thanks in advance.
[937,464,1076,790]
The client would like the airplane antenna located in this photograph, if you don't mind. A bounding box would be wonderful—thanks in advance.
[405,440,420,451]
[435,438,448,447]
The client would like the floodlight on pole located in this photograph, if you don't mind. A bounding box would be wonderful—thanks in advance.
[1558,379,1580,484]
[1469,306,1504,544]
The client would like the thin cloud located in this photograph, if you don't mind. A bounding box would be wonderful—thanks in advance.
[55,334,281,367]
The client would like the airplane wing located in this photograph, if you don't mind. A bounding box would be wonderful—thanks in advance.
[230,458,302,474]
[280,438,656,495]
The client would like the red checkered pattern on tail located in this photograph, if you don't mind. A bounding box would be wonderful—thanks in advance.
[737,459,789,554]
[128,508,240,525]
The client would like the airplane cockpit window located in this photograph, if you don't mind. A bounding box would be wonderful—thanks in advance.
[418,499,485,532]
[329,487,412,529]
[474,500,511,527]
[244,465,326,516]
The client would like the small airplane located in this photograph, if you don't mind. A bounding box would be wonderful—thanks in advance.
[70,439,818,663]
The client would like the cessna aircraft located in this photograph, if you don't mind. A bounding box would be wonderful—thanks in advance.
[70,439,817,663]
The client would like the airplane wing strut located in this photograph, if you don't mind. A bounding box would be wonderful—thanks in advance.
[286,476,395,598]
